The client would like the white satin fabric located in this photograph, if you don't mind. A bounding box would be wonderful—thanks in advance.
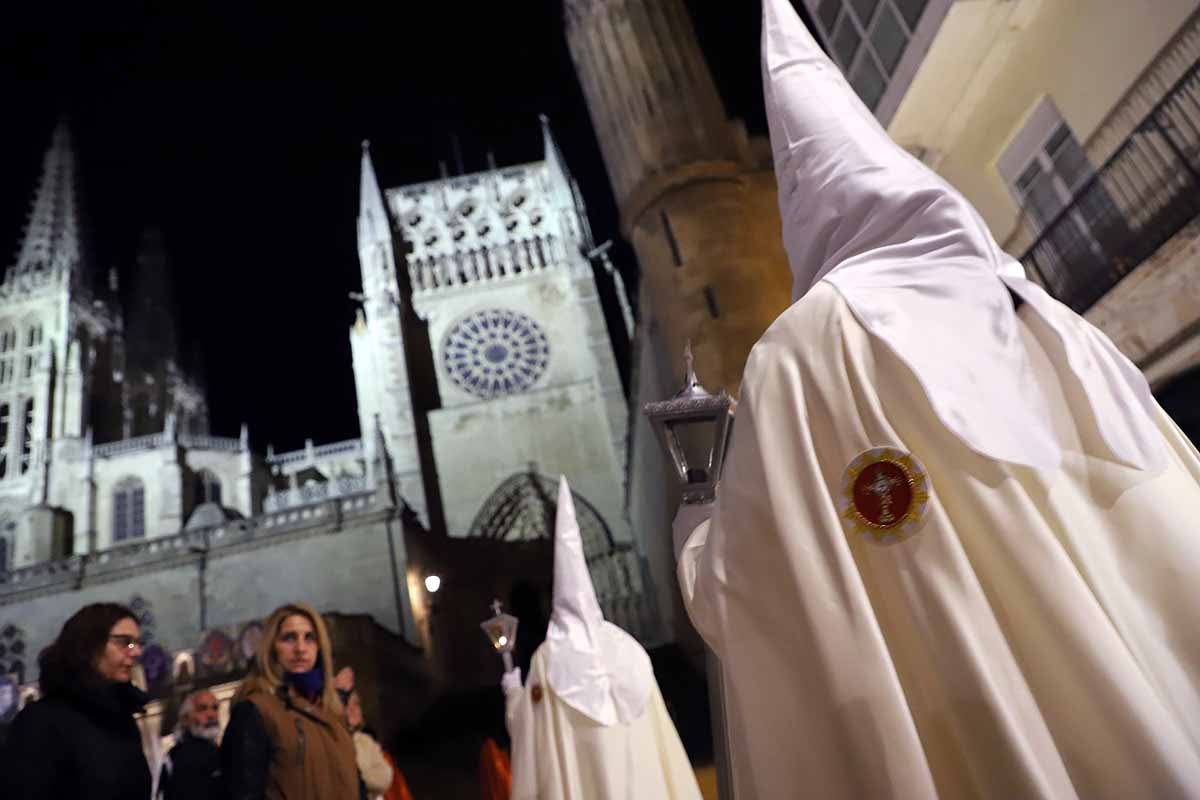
[544,476,653,726]
[762,0,1163,471]
[677,283,1200,799]
[505,644,702,800]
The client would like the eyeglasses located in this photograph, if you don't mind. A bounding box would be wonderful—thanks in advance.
[109,635,145,652]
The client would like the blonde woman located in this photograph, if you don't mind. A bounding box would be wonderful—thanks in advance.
[219,603,358,800]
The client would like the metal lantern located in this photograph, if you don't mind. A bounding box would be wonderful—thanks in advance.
[643,342,735,505]
[480,599,519,672]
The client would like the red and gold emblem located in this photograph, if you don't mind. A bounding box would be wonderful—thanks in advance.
[531,684,543,704]
[840,447,931,544]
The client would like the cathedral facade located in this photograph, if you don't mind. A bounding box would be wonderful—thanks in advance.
[0,115,653,708]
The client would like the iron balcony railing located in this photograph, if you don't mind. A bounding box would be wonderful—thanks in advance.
[1021,60,1200,312]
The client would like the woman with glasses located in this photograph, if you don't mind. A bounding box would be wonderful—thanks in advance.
[0,602,151,799]
[220,602,358,800]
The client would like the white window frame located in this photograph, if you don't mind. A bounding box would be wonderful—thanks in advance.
[802,0,952,124]
[113,477,147,543]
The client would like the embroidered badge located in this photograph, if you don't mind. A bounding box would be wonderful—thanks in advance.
[531,684,543,704]
[840,447,930,544]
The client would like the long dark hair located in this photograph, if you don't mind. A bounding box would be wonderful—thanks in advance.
[38,602,137,698]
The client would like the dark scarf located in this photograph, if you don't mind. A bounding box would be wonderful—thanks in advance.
[284,665,324,702]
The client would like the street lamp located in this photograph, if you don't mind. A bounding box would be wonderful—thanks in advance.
[643,342,735,504]
[480,599,519,672]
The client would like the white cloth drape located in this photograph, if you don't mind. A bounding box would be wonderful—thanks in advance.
[676,283,1200,799]
[505,644,702,800]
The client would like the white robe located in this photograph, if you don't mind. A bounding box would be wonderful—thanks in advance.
[677,282,1200,799]
[505,644,702,800]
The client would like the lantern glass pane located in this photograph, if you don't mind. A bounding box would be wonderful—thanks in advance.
[481,615,519,652]
[666,417,717,483]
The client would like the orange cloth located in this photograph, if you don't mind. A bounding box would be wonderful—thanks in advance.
[479,738,512,800]
[381,752,413,800]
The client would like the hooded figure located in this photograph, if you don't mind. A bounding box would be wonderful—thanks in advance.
[672,2,1200,798]
[503,477,701,800]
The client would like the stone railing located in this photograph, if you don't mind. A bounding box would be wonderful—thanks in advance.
[407,234,564,294]
[0,488,380,600]
[262,475,370,512]
[177,434,242,452]
[90,431,244,460]
[267,438,363,468]
[92,432,167,458]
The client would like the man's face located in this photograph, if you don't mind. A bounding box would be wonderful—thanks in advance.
[187,691,221,742]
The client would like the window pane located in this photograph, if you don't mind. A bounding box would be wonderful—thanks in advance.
[832,16,862,69]
[1025,171,1067,227]
[851,55,887,111]
[851,0,880,26]
[817,0,841,33]
[871,4,908,75]
[894,0,928,31]
[114,492,128,542]
[132,488,145,539]
[1049,127,1093,192]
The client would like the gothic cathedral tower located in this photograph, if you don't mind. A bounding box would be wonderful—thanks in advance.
[565,0,793,394]
[351,122,656,640]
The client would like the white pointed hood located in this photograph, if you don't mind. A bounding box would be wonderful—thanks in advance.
[544,476,653,726]
[762,0,1164,471]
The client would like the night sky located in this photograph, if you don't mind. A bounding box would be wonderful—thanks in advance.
[0,2,801,452]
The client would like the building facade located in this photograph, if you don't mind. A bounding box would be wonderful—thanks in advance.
[0,115,653,720]
[825,0,1200,432]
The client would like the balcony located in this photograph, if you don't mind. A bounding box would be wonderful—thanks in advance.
[1021,60,1200,312]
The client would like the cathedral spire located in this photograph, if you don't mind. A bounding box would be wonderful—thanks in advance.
[541,113,571,189]
[540,114,591,246]
[358,139,390,250]
[12,121,82,280]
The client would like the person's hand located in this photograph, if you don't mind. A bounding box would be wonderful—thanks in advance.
[335,666,355,693]
[501,668,522,692]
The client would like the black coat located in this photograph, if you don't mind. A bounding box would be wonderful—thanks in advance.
[0,681,151,800]
[161,731,222,800]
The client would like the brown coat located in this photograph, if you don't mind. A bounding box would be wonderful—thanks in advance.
[243,686,359,800]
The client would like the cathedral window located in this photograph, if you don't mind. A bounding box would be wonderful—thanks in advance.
[19,399,32,474]
[113,477,146,542]
[442,308,550,399]
[0,329,14,353]
[0,361,11,385]
[25,325,42,349]
[21,355,33,380]
[0,538,7,574]
[0,403,8,479]
[194,470,222,505]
